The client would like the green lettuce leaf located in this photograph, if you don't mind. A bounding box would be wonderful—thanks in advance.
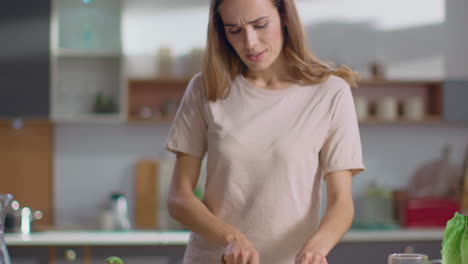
[461,215,468,264]
[441,212,467,264]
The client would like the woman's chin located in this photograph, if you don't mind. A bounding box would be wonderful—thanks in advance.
[245,62,271,73]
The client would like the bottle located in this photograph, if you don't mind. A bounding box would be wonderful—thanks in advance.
[362,180,394,227]
[110,193,131,231]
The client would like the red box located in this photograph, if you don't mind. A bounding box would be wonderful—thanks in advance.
[402,197,460,227]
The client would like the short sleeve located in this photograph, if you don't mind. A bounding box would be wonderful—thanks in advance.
[165,73,207,158]
[319,82,365,177]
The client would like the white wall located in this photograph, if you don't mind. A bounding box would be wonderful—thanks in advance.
[122,0,445,79]
[444,0,468,79]
[54,123,468,227]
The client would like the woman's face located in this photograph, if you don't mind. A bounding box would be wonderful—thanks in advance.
[219,0,284,74]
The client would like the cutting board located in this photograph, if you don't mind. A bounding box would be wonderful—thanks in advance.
[134,159,158,229]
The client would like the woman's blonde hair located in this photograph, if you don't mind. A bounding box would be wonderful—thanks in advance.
[202,0,360,101]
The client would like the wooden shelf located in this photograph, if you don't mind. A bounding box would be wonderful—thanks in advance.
[359,115,442,124]
[54,49,122,57]
[129,79,190,87]
[52,114,124,124]
[358,79,442,86]
[127,79,186,123]
[126,78,445,125]
[127,116,174,124]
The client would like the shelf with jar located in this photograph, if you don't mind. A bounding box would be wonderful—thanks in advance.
[126,78,443,125]
[127,79,188,124]
[50,0,125,123]
[353,80,443,125]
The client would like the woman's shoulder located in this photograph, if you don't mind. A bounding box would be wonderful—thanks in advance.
[185,72,206,96]
[188,72,204,90]
[319,75,351,92]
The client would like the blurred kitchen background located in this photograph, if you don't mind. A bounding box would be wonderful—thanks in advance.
[1,0,468,263]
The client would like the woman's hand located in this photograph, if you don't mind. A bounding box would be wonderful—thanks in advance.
[295,243,329,264]
[221,234,260,264]
[295,251,328,264]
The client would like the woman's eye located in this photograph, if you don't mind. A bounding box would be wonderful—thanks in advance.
[229,28,241,34]
[255,23,268,29]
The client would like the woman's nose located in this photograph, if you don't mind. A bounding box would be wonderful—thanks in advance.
[244,28,259,49]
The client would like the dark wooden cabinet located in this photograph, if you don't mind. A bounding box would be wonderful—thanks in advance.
[0,120,54,227]
[9,245,185,264]
[8,246,49,264]
[8,241,441,264]
[328,241,442,263]
[0,0,50,118]
[90,245,185,264]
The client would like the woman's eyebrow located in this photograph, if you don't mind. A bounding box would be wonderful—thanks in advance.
[224,16,269,27]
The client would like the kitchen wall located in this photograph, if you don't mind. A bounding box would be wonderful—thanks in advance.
[53,0,468,227]
[54,123,468,227]
[122,0,445,80]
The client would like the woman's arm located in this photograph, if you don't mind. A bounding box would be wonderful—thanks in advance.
[167,152,259,263]
[296,170,354,264]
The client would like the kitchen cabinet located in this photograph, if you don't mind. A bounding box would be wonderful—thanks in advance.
[50,0,124,123]
[90,245,184,264]
[0,119,54,227]
[443,80,468,122]
[8,246,49,264]
[9,245,184,264]
[53,246,90,264]
[8,242,442,264]
[0,0,50,118]
[5,230,443,263]
[328,241,442,263]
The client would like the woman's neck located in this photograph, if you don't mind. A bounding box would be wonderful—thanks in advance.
[244,53,296,90]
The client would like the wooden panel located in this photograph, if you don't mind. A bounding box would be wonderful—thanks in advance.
[0,119,54,227]
[134,159,158,229]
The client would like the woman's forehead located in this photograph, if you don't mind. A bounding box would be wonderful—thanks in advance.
[219,0,276,23]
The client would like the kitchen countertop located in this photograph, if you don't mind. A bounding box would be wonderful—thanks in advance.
[4,228,445,246]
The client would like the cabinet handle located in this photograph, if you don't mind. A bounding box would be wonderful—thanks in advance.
[65,249,77,261]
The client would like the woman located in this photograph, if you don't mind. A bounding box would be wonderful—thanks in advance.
[165,0,365,263]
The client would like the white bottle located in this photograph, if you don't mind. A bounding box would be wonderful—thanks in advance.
[110,193,131,231]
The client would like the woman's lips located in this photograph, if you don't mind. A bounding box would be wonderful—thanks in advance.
[246,50,266,62]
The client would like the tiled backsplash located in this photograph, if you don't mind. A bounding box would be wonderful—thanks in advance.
[54,123,468,228]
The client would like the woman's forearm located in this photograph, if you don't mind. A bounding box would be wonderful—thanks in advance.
[304,198,354,256]
[167,191,242,247]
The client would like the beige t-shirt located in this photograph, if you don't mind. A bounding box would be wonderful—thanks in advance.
[165,72,365,264]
